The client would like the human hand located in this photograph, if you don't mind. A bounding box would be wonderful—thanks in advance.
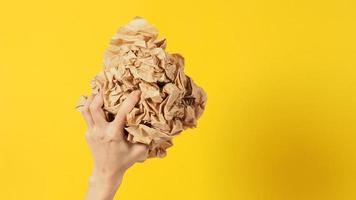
[80,90,148,200]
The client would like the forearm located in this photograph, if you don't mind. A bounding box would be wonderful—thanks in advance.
[85,174,123,200]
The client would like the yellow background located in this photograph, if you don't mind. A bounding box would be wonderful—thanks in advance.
[0,0,356,199]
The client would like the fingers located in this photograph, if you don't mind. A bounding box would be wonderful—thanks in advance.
[112,90,141,130]
[80,96,94,128]
[89,93,107,127]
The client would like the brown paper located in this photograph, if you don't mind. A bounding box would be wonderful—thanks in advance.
[76,17,207,158]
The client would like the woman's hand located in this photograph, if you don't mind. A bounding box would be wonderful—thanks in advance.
[80,90,148,200]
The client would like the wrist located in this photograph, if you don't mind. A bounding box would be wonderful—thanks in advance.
[86,169,125,200]
[86,181,119,200]
[89,166,125,185]
[89,170,124,188]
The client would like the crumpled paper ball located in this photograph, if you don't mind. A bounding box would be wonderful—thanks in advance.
[76,17,207,158]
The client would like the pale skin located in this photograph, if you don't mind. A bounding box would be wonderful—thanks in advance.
[80,90,148,200]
